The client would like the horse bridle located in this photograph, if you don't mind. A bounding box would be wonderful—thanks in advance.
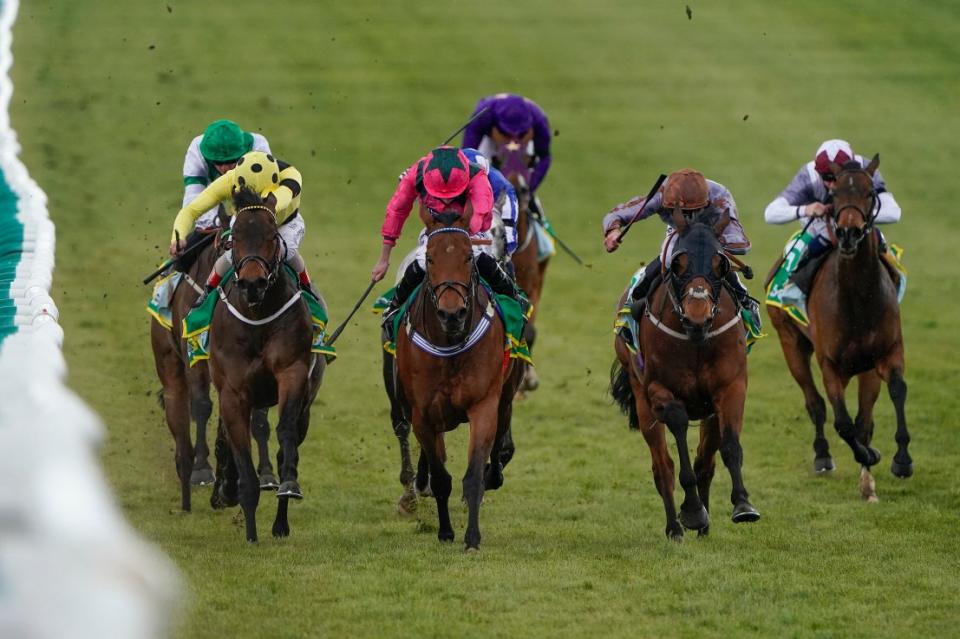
[423,226,476,326]
[662,254,726,337]
[831,169,880,249]
[232,204,284,289]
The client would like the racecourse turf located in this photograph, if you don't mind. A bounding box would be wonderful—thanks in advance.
[10,1,960,637]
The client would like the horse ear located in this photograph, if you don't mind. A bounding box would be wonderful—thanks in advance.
[866,153,880,176]
[713,208,731,236]
[671,206,686,231]
[829,160,843,176]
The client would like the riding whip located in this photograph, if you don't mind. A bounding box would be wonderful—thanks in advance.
[142,231,215,285]
[614,173,668,244]
[324,279,378,347]
[440,105,489,146]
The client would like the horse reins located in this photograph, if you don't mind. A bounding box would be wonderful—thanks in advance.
[232,204,284,289]
[423,226,475,315]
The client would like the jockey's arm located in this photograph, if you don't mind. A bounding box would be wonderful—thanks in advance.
[529,114,552,192]
[714,189,751,255]
[466,171,494,235]
[172,172,232,243]
[871,169,901,224]
[765,167,820,223]
[380,164,419,247]
[271,165,302,224]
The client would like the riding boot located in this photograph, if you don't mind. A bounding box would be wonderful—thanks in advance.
[629,257,662,321]
[477,252,530,315]
[384,261,425,320]
[725,271,762,331]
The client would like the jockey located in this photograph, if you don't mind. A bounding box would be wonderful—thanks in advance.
[170,150,313,304]
[371,146,527,315]
[461,147,520,259]
[764,139,901,264]
[602,169,762,328]
[462,93,552,202]
[180,120,271,240]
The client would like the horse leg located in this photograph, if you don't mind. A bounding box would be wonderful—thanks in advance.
[464,397,500,551]
[187,367,215,486]
[649,382,707,532]
[822,364,881,469]
[251,408,278,490]
[210,419,238,509]
[715,382,760,523]
[414,422,454,543]
[220,391,259,542]
[384,350,416,514]
[771,313,832,471]
[693,416,722,536]
[855,371,882,502]
[485,389,514,491]
[155,347,193,512]
[877,356,912,479]
[273,398,312,538]
[274,369,309,501]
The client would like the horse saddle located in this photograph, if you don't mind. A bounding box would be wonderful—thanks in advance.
[790,248,901,296]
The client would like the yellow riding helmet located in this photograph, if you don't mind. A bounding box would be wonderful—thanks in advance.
[232,151,280,197]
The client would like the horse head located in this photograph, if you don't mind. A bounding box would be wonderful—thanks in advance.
[230,186,282,307]
[830,154,880,257]
[424,221,475,337]
[667,211,730,342]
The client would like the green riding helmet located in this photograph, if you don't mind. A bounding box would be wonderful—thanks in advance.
[199,119,254,163]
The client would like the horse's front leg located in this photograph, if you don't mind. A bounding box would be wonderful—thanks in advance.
[251,408,278,490]
[649,381,708,533]
[878,355,912,479]
[822,363,881,468]
[693,416,721,536]
[220,390,259,542]
[413,415,454,543]
[384,350,416,514]
[636,392,682,541]
[714,381,760,523]
[274,365,309,500]
[464,395,501,551]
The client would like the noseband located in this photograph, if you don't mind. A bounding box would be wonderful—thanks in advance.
[232,204,283,287]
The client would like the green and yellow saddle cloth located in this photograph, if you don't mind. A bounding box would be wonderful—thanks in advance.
[764,230,907,327]
[181,265,336,367]
[147,271,189,330]
[614,265,765,360]
[374,282,533,364]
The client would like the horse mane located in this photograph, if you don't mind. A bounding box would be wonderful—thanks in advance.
[432,211,461,226]
[840,160,861,171]
[232,185,267,211]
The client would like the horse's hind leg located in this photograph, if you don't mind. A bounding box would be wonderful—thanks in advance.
[649,382,708,533]
[187,366,215,486]
[821,363,881,470]
[855,371,882,502]
[251,408,278,490]
[384,350,416,514]
[210,419,238,510]
[770,309,832,471]
[715,382,760,523]
[486,364,522,490]
[694,416,721,535]
[153,333,193,512]
[220,392,259,542]
[414,422,454,543]
[878,356,912,479]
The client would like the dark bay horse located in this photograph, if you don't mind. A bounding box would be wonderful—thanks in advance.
[208,187,325,542]
[387,215,523,550]
[611,211,759,540]
[767,155,911,501]
[495,139,548,393]
[150,219,277,512]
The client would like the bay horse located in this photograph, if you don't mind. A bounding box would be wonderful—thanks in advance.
[388,212,523,550]
[494,139,548,393]
[610,210,759,540]
[766,155,911,501]
[207,187,325,542]
[150,214,277,512]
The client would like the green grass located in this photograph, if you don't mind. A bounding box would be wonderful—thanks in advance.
[10,1,960,637]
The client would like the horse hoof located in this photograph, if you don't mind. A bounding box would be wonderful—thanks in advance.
[438,530,455,543]
[464,546,480,554]
[259,473,279,491]
[813,457,836,473]
[190,468,215,486]
[890,459,913,479]
[679,505,709,531]
[396,493,418,515]
[666,523,684,542]
[858,447,882,467]
[418,484,434,498]
[731,502,761,523]
[484,463,504,490]
[697,525,710,538]
[271,521,290,538]
[277,481,303,500]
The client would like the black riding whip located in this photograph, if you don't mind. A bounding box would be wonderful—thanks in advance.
[324,279,378,347]
[441,105,489,146]
[614,173,668,244]
[142,231,215,285]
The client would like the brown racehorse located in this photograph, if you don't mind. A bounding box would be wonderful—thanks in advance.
[611,211,759,540]
[389,213,523,550]
[494,139,548,393]
[151,217,278,512]
[207,187,325,542]
[766,155,911,501]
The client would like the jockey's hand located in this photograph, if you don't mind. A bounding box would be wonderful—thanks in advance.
[169,239,185,257]
[604,228,622,253]
[371,258,390,282]
[803,202,832,218]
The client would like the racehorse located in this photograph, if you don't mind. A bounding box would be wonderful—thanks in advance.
[150,214,277,512]
[611,210,759,540]
[766,155,911,501]
[207,187,325,542]
[494,138,549,393]
[387,211,523,550]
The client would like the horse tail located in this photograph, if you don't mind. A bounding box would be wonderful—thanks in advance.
[609,360,639,430]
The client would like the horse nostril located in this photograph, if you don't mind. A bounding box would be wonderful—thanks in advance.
[456,307,468,322]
